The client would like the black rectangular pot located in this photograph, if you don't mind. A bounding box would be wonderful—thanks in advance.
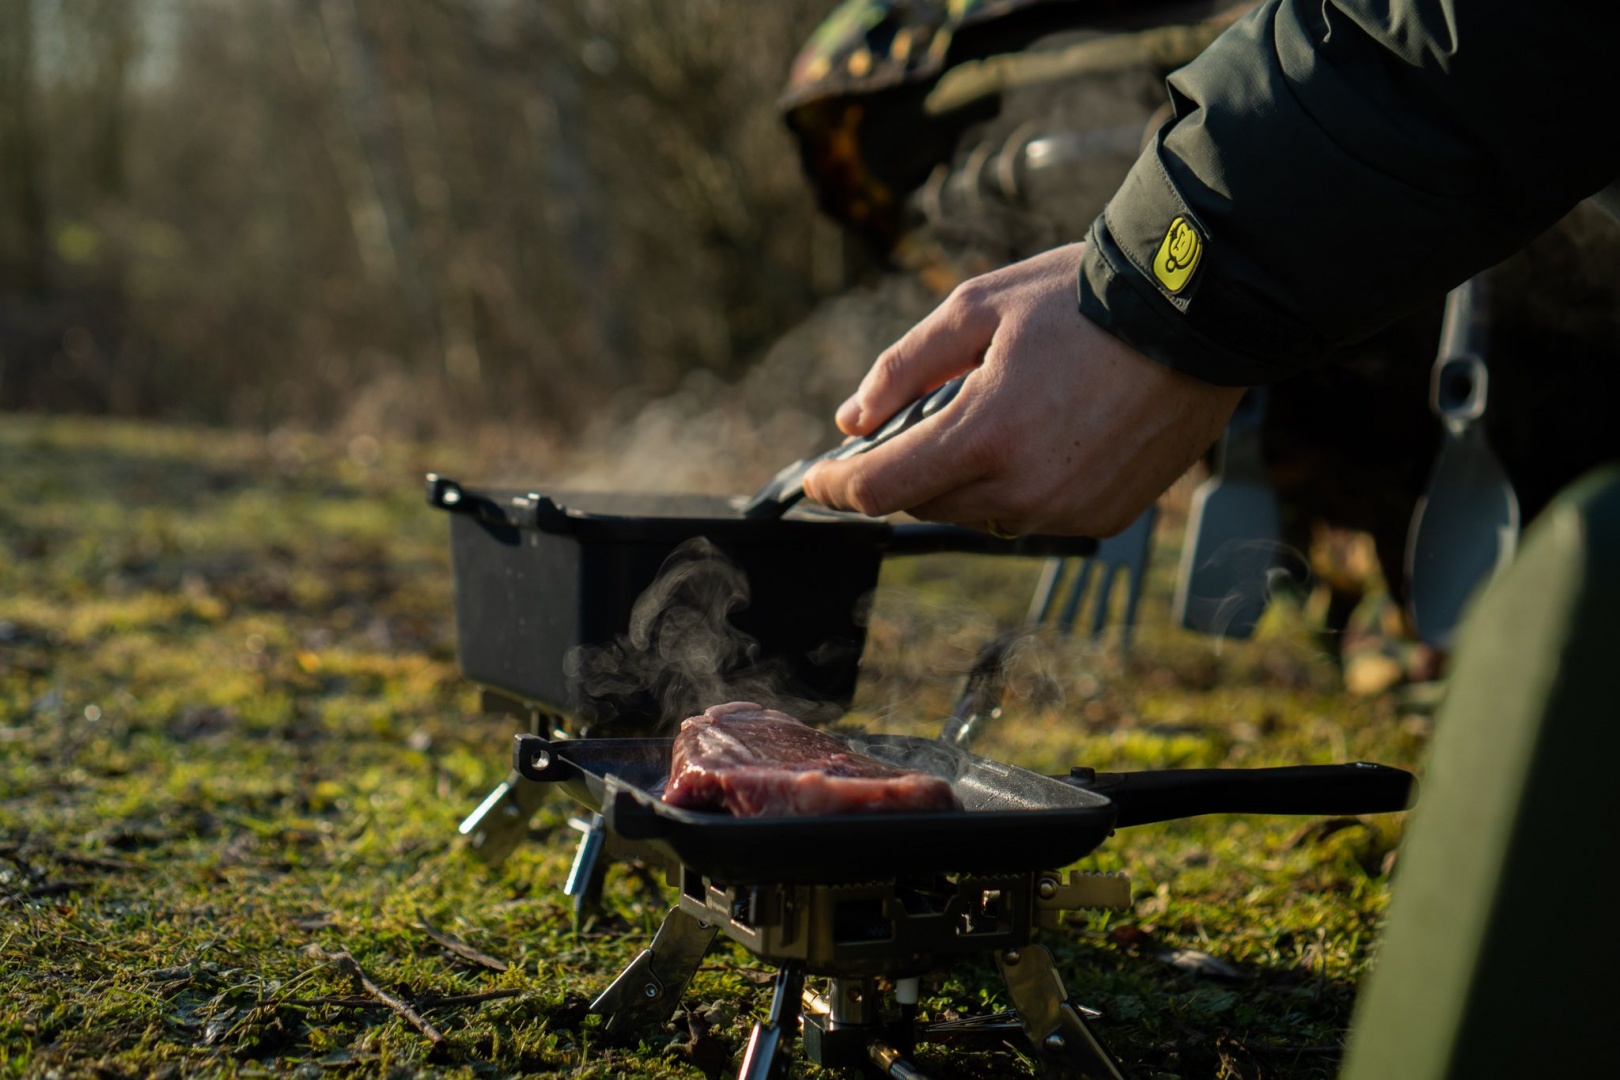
[428,474,1094,728]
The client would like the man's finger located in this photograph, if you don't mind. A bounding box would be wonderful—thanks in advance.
[803,404,989,517]
[836,282,998,435]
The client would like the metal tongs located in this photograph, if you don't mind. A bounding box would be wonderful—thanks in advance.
[741,375,967,518]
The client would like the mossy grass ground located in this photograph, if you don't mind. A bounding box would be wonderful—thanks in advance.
[0,416,1427,1079]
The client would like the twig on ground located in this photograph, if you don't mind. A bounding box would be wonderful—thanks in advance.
[270,988,524,1011]
[425,989,524,1007]
[0,841,136,875]
[27,879,90,897]
[54,852,138,872]
[0,880,91,907]
[416,915,509,972]
[304,945,444,1043]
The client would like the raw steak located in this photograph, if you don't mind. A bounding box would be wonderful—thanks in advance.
[663,702,961,817]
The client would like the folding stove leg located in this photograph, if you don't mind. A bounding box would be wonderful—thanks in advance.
[995,945,1124,1080]
[563,814,608,921]
[458,772,549,869]
[737,963,805,1080]
[590,906,718,1044]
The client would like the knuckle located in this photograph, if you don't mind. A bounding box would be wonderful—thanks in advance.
[961,423,1010,475]
[868,346,904,386]
[800,465,827,503]
[844,470,888,517]
[948,278,991,313]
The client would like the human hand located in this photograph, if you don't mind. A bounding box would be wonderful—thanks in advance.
[800,242,1244,536]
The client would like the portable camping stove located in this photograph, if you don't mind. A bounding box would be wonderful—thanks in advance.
[592,867,1131,1080]
[510,732,1415,1080]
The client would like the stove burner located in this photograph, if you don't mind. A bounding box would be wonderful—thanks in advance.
[591,865,1132,1078]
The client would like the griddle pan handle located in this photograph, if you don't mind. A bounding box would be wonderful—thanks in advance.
[1067,762,1417,827]
[513,734,578,783]
[886,524,1097,558]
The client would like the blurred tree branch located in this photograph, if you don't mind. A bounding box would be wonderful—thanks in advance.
[0,0,837,432]
[0,0,49,295]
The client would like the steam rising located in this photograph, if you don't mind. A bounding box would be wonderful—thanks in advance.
[1179,539,1311,641]
[563,538,838,731]
[554,277,938,495]
[844,732,976,789]
[544,285,937,733]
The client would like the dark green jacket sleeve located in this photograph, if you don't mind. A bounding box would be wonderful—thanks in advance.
[1079,0,1620,386]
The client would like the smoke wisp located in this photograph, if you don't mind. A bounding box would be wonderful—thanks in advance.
[563,537,840,731]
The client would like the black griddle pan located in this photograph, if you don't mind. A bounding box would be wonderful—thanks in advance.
[513,734,1414,884]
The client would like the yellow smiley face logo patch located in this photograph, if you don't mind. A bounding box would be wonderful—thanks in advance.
[1152,216,1203,294]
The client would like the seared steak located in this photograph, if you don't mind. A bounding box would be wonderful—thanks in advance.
[663,702,960,817]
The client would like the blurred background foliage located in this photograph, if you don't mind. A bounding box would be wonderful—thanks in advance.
[0,0,853,437]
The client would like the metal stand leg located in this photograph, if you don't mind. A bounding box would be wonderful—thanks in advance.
[737,964,805,1080]
[564,814,608,921]
[995,945,1123,1080]
[458,772,549,868]
[590,906,717,1044]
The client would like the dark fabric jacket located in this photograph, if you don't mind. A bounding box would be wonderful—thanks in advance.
[1078,0,1620,386]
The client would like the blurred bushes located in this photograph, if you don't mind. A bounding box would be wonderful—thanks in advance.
[0,0,848,434]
